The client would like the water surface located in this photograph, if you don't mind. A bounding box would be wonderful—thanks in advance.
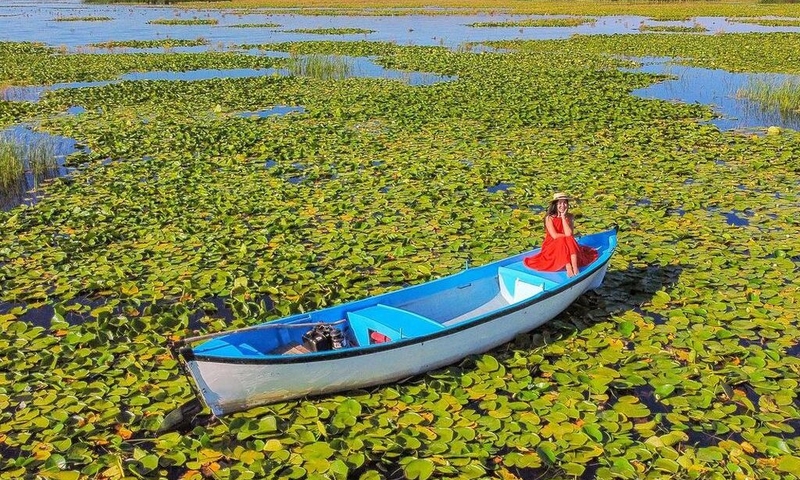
[624,57,800,131]
[2,1,800,49]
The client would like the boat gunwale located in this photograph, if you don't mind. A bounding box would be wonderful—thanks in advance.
[183,227,617,366]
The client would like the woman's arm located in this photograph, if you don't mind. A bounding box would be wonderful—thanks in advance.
[561,213,574,237]
[545,215,565,238]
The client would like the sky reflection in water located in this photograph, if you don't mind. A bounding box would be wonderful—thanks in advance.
[2,0,800,49]
[624,57,800,131]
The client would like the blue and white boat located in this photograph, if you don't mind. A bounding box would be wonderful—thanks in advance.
[174,227,618,416]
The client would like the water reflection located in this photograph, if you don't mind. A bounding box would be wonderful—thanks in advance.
[487,182,512,193]
[0,124,81,210]
[623,57,800,131]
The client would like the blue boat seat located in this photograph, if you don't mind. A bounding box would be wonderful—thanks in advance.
[347,304,443,346]
[501,261,568,286]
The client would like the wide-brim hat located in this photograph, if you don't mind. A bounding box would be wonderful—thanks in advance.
[551,192,571,202]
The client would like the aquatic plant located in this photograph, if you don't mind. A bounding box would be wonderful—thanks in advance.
[0,43,284,85]
[733,16,800,26]
[282,27,376,34]
[148,18,219,26]
[228,22,283,28]
[90,38,211,49]
[469,17,595,28]
[52,16,113,22]
[638,23,708,32]
[0,135,58,195]
[0,25,799,480]
[26,139,58,187]
[488,32,800,74]
[286,53,353,79]
[0,138,24,193]
[736,77,800,115]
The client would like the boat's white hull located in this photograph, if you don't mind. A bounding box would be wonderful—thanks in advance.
[187,266,607,416]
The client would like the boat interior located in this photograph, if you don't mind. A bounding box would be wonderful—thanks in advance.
[192,260,576,358]
[298,261,568,353]
[192,230,614,359]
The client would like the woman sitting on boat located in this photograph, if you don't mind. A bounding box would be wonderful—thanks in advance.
[524,192,598,277]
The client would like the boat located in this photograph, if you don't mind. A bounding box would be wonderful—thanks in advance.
[172,227,618,416]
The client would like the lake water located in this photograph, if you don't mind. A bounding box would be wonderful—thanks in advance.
[2,0,800,49]
[623,57,800,131]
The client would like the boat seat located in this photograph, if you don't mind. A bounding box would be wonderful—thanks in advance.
[501,261,567,286]
[347,304,443,346]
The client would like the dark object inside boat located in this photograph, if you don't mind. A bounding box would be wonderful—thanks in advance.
[303,324,347,352]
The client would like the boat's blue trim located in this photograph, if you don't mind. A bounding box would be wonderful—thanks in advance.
[185,227,617,365]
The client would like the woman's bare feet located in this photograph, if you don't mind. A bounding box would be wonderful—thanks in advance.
[566,264,576,277]
[567,254,579,277]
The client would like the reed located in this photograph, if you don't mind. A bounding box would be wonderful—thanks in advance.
[737,78,800,116]
[53,16,113,22]
[147,18,219,25]
[0,139,24,194]
[287,54,353,80]
[0,135,58,195]
[27,140,58,187]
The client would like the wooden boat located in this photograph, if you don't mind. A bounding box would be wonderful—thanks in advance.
[173,227,618,416]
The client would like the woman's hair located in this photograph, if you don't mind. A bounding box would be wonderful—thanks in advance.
[545,199,566,217]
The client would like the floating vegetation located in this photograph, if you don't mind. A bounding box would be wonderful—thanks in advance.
[228,22,283,28]
[469,17,595,28]
[489,32,800,74]
[0,22,799,480]
[638,23,708,32]
[733,17,800,26]
[52,15,113,22]
[282,27,376,35]
[286,53,353,79]
[90,38,211,49]
[737,77,800,115]
[147,18,219,26]
[0,43,283,85]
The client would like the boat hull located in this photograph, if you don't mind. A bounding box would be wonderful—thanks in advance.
[184,250,613,415]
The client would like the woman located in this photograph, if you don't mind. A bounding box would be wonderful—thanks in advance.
[524,192,598,277]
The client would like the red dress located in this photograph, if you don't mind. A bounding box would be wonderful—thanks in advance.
[524,217,598,272]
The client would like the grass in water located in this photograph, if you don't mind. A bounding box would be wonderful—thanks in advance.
[287,53,353,80]
[469,17,595,28]
[732,17,800,26]
[638,23,708,32]
[148,18,219,26]
[0,139,25,194]
[228,22,283,28]
[27,141,58,186]
[283,27,376,34]
[90,38,210,49]
[0,136,58,195]
[737,78,800,115]
[53,16,113,22]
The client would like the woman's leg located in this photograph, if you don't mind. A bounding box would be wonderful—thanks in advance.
[568,253,579,277]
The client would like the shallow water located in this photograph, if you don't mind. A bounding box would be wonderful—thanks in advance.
[624,57,800,131]
[237,105,306,118]
[0,124,81,210]
[2,0,800,49]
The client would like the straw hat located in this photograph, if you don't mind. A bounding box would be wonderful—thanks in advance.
[551,192,571,202]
